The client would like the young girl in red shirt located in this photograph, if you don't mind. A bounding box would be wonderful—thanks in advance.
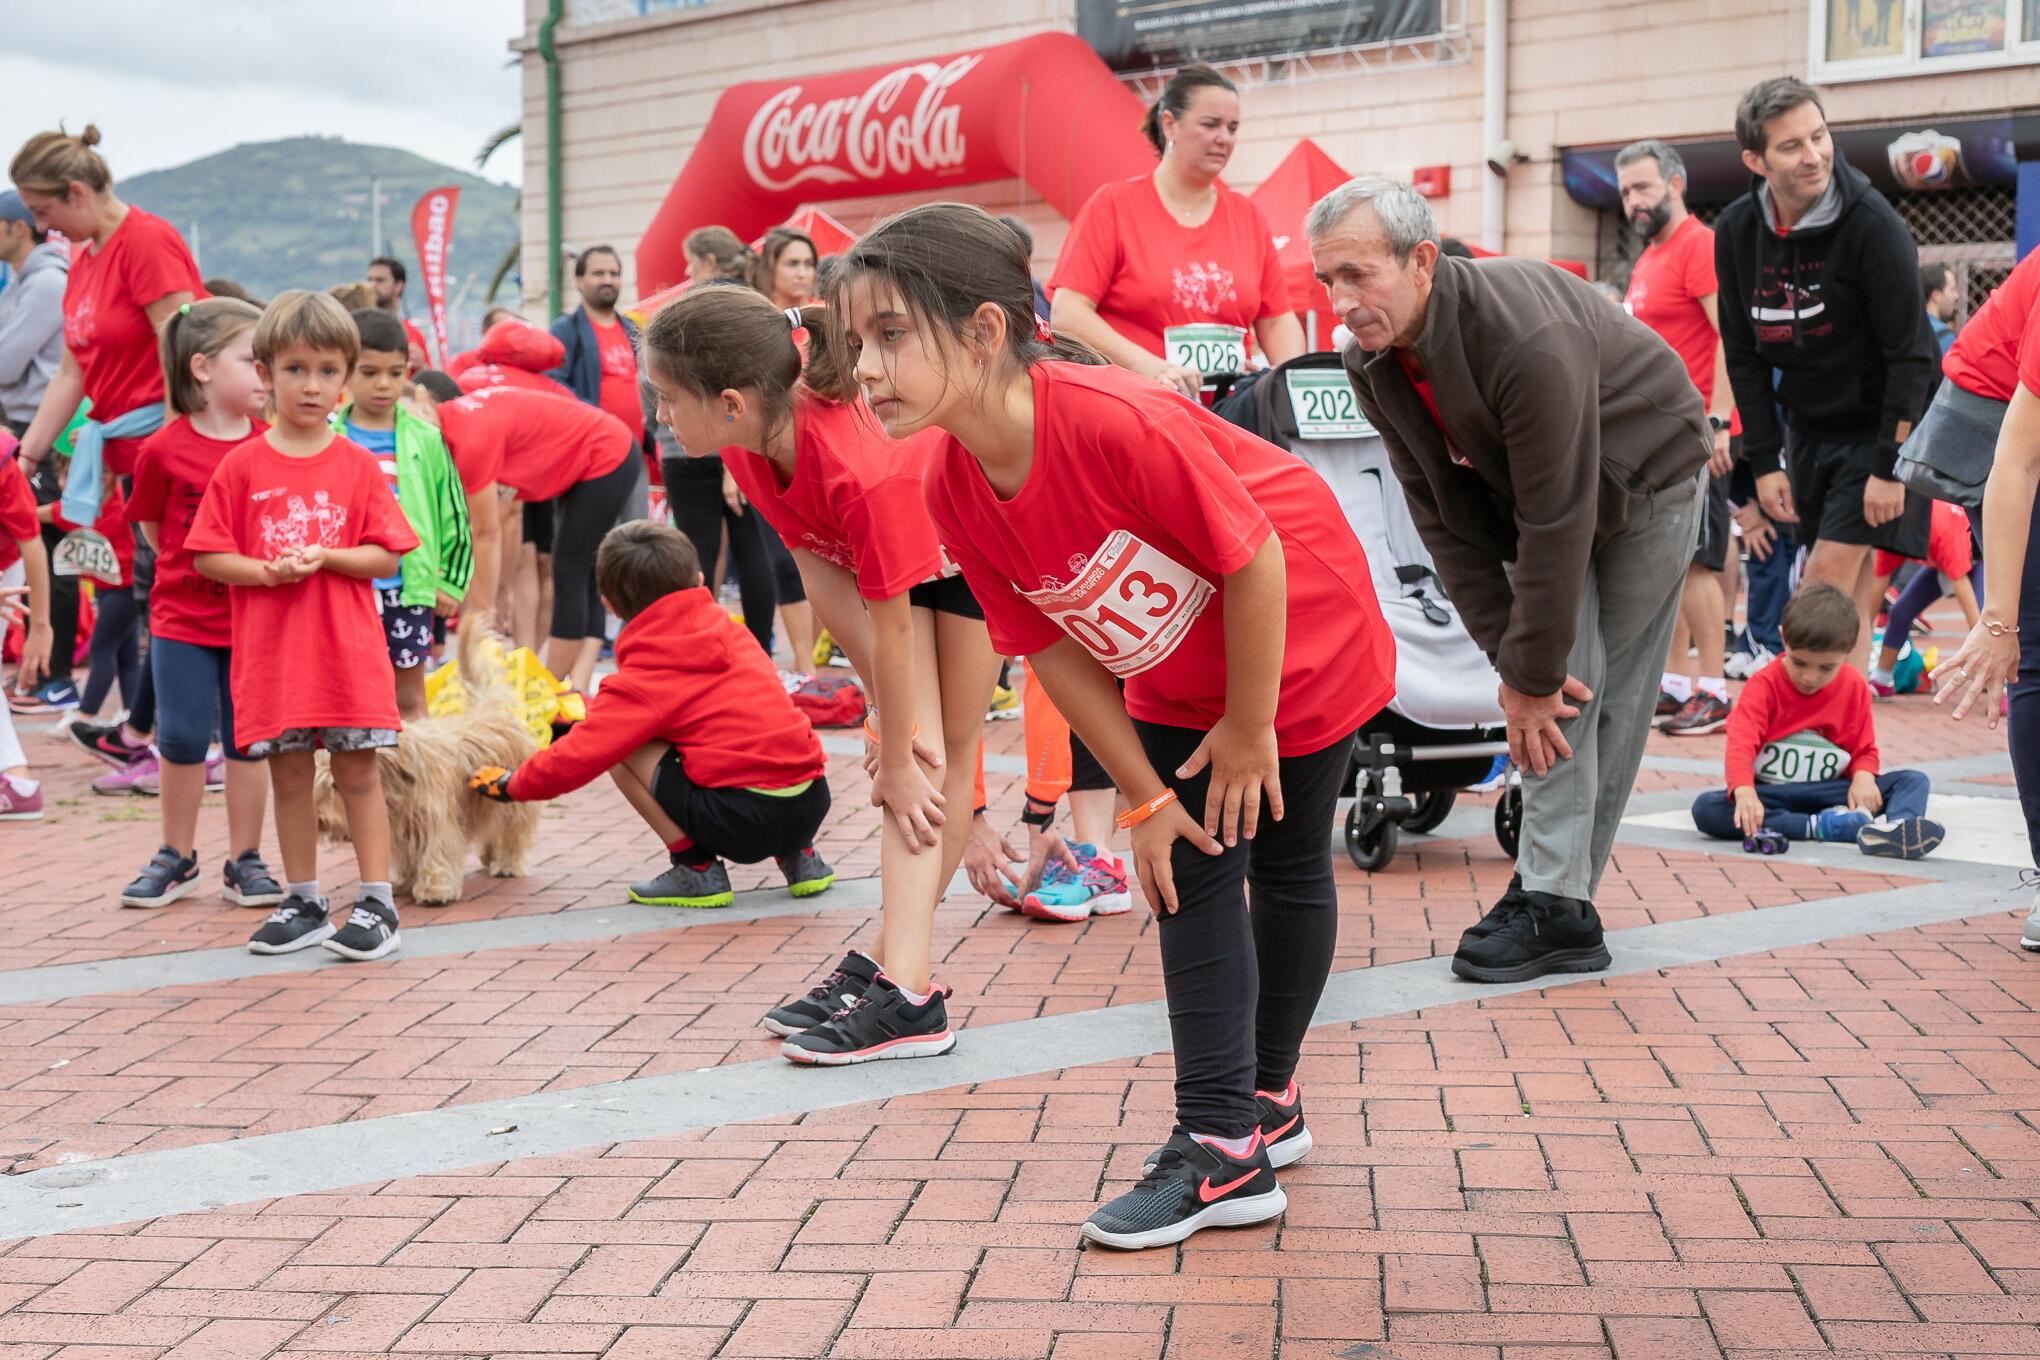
[117,299,285,908]
[640,287,1003,1065]
[827,202,1396,1249]
[187,292,419,961]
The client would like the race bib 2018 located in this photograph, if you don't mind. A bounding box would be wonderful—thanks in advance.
[1754,731,1850,784]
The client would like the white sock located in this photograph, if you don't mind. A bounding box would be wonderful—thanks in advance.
[1190,1130,1258,1159]
[1869,666,1895,686]
[1698,676,1729,701]
[1661,673,1693,701]
[888,977,934,1006]
[4,773,37,796]
[287,880,322,907]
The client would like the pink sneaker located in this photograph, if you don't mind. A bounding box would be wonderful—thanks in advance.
[0,778,43,820]
[1868,678,1896,699]
[93,750,160,797]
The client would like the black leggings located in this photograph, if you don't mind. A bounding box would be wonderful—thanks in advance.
[1133,720,1353,1139]
[548,452,639,640]
[663,455,778,653]
[758,517,805,603]
[1069,731,1113,793]
[79,585,142,716]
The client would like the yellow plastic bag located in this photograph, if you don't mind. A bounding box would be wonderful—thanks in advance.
[424,638,576,748]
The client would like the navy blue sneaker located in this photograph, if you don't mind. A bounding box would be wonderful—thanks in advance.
[1084,1130,1286,1251]
[8,678,80,715]
[120,845,200,909]
[1809,807,1872,843]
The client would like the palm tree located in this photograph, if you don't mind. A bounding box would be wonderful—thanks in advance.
[477,122,522,305]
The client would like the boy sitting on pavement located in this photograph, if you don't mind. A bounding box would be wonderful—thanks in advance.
[1691,582,1944,859]
[468,519,836,907]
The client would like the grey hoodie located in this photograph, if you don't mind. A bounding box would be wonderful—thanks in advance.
[0,241,68,425]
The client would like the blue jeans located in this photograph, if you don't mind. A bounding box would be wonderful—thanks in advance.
[151,637,254,765]
[1691,770,1931,840]
[1738,510,1795,656]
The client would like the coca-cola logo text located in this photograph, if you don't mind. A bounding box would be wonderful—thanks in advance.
[742,55,982,193]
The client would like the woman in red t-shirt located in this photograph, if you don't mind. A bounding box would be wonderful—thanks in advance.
[9,125,202,715]
[642,287,1004,1067]
[1048,65,1304,400]
[831,203,1395,1251]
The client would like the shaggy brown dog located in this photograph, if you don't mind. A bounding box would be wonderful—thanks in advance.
[314,620,539,903]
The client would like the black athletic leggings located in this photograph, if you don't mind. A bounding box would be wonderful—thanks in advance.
[548,452,639,640]
[662,454,778,653]
[1134,719,1353,1140]
[79,584,141,716]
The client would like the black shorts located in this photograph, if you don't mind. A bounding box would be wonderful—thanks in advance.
[1069,730,1113,792]
[523,499,555,555]
[652,748,832,865]
[1784,430,1930,557]
[906,573,984,620]
[1693,470,1731,571]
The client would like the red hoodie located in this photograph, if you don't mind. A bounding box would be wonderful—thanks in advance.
[1723,659,1880,791]
[506,586,825,801]
[449,318,565,376]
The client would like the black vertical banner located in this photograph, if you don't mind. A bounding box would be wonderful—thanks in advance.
[1077,0,1444,72]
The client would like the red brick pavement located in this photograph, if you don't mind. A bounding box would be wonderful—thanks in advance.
[3,912,2036,1358]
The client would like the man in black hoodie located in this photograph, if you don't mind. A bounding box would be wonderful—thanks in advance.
[1715,77,1935,650]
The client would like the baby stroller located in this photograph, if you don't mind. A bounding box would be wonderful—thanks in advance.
[1215,353,1519,871]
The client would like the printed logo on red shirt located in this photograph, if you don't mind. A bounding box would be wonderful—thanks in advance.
[1171,261,1238,316]
[255,490,349,557]
[1021,531,1213,677]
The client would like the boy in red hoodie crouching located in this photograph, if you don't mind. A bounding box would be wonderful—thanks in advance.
[469,520,835,907]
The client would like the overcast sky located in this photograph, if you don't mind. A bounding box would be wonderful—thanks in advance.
[1,1,528,185]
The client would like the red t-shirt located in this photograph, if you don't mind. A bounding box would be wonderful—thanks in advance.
[1048,176,1291,358]
[1944,248,2040,403]
[590,318,643,433]
[52,483,134,589]
[436,385,635,501]
[126,418,267,647]
[453,363,573,399]
[1874,500,1974,581]
[1723,659,1879,792]
[0,458,37,573]
[1623,215,1739,433]
[183,434,420,744]
[722,396,947,601]
[62,208,204,475]
[402,317,430,371]
[923,362,1395,755]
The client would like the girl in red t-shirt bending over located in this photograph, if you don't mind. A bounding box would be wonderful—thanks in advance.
[829,203,1396,1251]
[641,288,1004,1067]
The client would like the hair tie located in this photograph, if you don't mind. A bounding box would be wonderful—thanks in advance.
[178,302,191,315]
[1033,316,1053,343]
[784,307,803,331]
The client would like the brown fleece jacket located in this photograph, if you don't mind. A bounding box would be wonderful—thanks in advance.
[1343,254,1710,696]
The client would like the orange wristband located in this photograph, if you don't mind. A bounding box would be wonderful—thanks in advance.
[862,718,919,743]
[1115,787,1178,830]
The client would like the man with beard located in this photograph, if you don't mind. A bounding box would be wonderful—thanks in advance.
[1307,177,1710,983]
[1715,77,1936,667]
[365,256,429,373]
[548,245,653,522]
[1617,138,1741,735]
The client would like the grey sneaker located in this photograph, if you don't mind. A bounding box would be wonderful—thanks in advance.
[120,845,200,909]
[628,855,733,908]
[221,851,286,907]
[2021,887,2040,953]
[1857,816,1945,861]
[247,896,334,954]
[325,902,400,962]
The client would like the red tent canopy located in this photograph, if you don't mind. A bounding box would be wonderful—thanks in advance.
[1248,138,1352,338]
[762,206,858,259]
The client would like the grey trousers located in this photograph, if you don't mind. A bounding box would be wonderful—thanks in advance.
[1516,474,1702,901]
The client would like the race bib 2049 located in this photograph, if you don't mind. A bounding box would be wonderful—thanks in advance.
[1021,531,1213,677]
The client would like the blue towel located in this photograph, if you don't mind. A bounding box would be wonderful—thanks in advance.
[60,401,164,526]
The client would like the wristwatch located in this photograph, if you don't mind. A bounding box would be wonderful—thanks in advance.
[1020,796,1056,829]
[1707,414,1731,433]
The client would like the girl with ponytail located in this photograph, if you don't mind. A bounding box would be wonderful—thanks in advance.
[641,286,1002,1067]
[826,201,1397,1251]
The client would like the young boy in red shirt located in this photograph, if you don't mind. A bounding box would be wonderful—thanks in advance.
[188,291,421,960]
[468,519,834,909]
[1691,583,1942,858]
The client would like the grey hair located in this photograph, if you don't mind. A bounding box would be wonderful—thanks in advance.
[1304,176,1440,263]
[1615,137,1686,188]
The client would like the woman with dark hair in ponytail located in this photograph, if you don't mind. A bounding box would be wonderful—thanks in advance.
[641,287,1002,1067]
[828,201,1395,1250]
[1048,65,1304,400]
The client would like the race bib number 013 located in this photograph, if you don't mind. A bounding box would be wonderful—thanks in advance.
[1021,531,1213,677]
[1285,369,1376,440]
[1164,323,1246,377]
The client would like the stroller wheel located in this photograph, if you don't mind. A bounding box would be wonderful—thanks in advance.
[1494,783,1523,859]
[1346,800,1400,872]
[1404,789,1457,835]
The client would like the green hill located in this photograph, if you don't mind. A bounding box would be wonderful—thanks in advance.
[122,136,519,330]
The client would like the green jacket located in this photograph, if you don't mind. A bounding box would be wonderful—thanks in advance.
[335,402,474,608]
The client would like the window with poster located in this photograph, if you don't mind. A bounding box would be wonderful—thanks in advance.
[1810,0,2040,81]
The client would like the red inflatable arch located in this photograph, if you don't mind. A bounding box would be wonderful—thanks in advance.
[634,32,1154,296]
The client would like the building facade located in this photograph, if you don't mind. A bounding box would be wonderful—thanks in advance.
[518,0,2037,319]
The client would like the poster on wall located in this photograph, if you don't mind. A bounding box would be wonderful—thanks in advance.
[1921,0,2007,56]
[1825,0,1907,61]
[1076,0,1442,72]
